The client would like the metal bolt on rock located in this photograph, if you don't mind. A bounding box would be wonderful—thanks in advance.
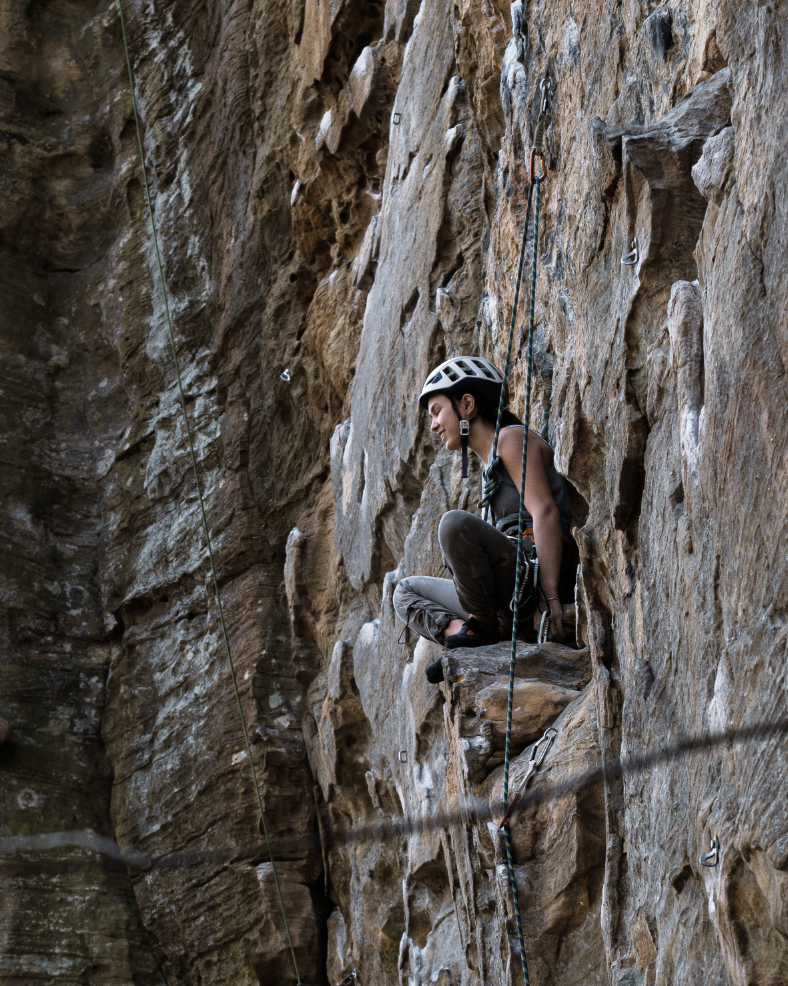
[621,238,639,265]
[700,837,720,867]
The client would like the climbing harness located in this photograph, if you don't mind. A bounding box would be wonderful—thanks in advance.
[498,727,557,828]
[117,4,303,983]
[478,71,554,986]
[507,545,539,620]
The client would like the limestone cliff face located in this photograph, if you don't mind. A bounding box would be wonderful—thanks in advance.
[2,1,788,985]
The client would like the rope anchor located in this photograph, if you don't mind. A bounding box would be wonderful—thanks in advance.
[700,837,720,867]
[621,237,639,265]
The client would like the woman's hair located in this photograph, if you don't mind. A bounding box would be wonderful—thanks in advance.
[464,391,522,428]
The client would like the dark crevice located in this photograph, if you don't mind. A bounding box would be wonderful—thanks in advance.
[564,477,590,530]
[672,863,694,895]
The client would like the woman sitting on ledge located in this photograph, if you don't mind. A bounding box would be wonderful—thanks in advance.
[393,356,578,682]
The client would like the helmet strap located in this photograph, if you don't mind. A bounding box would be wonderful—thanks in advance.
[450,398,471,478]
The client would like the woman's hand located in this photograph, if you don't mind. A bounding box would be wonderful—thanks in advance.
[548,598,565,642]
[534,598,565,642]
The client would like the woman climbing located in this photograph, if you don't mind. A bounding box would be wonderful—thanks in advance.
[393,356,578,682]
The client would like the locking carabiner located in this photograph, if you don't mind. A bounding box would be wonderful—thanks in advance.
[529,148,546,183]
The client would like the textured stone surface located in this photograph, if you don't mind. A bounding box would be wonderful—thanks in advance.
[2,0,788,985]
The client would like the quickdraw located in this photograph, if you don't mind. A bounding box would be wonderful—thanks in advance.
[498,727,557,828]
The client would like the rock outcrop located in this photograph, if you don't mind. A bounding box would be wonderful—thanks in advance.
[2,1,788,985]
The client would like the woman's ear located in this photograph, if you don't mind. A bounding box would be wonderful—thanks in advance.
[461,392,477,419]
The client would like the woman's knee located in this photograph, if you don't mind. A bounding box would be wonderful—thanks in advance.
[393,579,413,622]
[438,509,471,553]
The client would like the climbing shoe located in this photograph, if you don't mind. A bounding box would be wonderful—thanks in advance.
[443,616,500,649]
[425,659,445,684]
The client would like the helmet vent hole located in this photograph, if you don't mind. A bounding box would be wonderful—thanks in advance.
[471,359,495,379]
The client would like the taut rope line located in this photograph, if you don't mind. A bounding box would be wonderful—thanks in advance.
[117,4,302,981]
[502,170,543,986]
[478,184,534,521]
[478,73,552,986]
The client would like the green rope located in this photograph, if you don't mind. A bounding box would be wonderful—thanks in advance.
[117,4,302,982]
[502,175,542,986]
[480,74,552,985]
[478,182,534,521]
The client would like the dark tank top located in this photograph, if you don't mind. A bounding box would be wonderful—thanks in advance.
[483,427,573,535]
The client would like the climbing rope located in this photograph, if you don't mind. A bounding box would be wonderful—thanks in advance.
[478,74,551,522]
[502,170,541,986]
[477,186,533,521]
[117,4,303,983]
[479,73,552,986]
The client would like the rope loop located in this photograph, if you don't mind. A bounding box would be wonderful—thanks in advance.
[478,455,503,513]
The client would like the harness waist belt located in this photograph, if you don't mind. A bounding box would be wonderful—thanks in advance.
[505,529,580,566]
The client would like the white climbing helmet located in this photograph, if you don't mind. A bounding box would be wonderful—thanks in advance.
[418,356,504,408]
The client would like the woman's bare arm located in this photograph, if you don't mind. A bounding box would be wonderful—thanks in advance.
[497,427,565,641]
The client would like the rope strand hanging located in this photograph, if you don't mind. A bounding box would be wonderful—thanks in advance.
[478,73,553,986]
[503,169,542,986]
[117,4,303,982]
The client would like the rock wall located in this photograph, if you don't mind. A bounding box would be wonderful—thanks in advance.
[2,1,788,985]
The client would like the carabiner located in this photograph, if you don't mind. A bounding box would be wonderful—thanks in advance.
[498,727,558,828]
[540,76,552,116]
[529,148,546,183]
[537,608,551,644]
[530,727,557,767]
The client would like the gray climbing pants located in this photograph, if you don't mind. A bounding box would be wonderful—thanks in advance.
[393,509,576,645]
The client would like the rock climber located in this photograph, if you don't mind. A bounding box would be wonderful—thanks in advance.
[393,356,578,682]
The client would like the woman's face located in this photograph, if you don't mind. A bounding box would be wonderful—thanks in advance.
[428,394,462,450]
